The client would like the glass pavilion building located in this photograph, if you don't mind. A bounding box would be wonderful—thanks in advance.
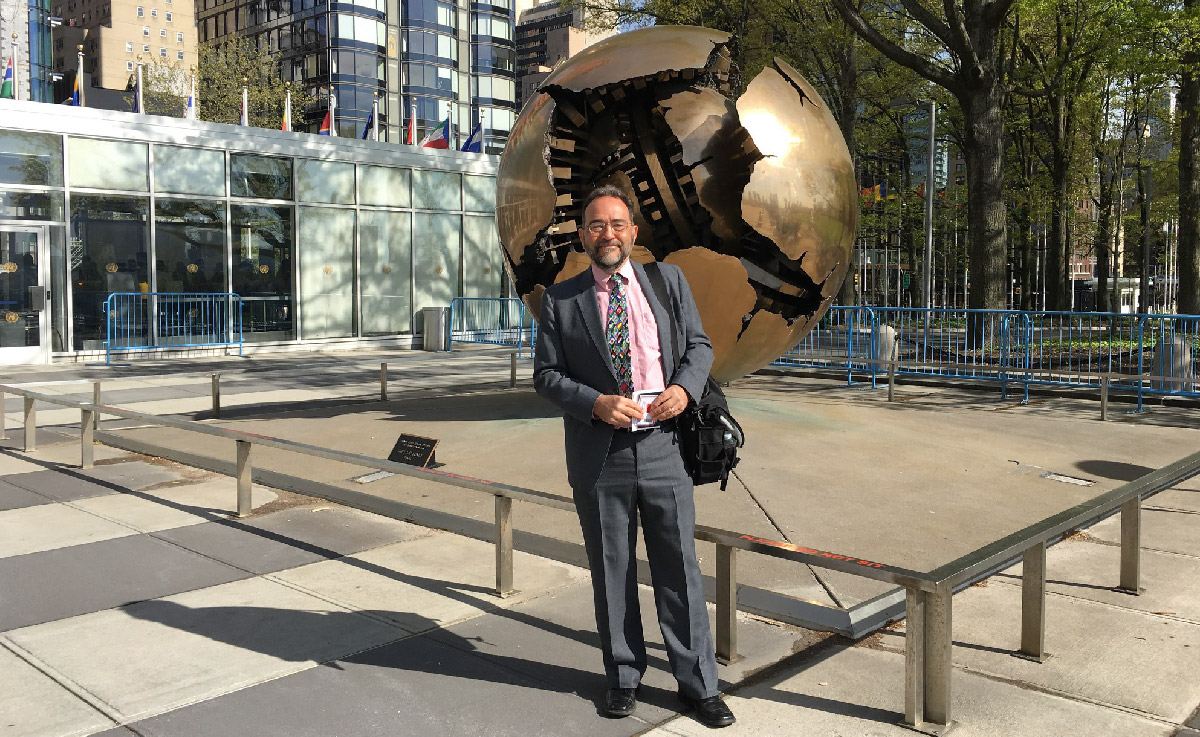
[0,100,502,364]
[195,0,518,150]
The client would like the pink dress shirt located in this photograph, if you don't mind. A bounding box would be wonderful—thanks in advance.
[592,261,667,394]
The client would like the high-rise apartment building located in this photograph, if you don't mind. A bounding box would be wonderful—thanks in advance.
[513,0,610,108]
[196,0,517,150]
[49,0,197,94]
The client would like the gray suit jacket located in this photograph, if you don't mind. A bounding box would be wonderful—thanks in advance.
[533,261,714,491]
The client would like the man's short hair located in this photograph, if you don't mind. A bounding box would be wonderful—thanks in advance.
[581,185,635,219]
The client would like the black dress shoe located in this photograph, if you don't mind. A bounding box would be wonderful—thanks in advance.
[678,693,736,728]
[604,687,638,718]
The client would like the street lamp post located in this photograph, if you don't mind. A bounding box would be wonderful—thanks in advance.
[922,101,936,313]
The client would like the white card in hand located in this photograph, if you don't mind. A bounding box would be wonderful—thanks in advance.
[631,389,664,430]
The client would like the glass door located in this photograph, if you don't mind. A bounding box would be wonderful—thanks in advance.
[0,226,50,364]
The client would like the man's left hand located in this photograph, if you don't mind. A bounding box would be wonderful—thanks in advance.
[648,384,690,422]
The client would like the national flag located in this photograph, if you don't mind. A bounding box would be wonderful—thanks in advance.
[71,72,84,106]
[419,117,450,149]
[130,63,143,114]
[0,57,13,99]
[186,72,197,120]
[361,108,374,139]
[318,109,332,135]
[460,121,483,153]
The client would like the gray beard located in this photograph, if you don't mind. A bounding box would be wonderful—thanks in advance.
[589,242,627,271]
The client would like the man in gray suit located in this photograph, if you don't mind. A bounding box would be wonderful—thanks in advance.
[534,185,735,728]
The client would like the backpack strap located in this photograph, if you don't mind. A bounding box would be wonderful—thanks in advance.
[643,262,681,376]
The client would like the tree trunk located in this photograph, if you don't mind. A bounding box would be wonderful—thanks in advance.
[1017,204,1034,310]
[836,42,860,307]
[1095,182,1114,313]
[1138,166,1151,314]
[1047,175,1071,310]
[962,85,1008,322]
[1179,4,1200,316]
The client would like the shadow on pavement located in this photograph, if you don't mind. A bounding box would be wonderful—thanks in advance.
[1075,460,1155,482]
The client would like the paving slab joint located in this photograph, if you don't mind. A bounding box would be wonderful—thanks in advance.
[1186,702,1200,729]
[899,718,957,736]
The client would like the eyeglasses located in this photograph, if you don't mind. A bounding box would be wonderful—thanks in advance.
[586,220,630,235]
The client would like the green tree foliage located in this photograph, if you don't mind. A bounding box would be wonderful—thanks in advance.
[1177,0,1200,314]
[122,57,189,117]
[196,37,312,128]
[570,0,1199,314]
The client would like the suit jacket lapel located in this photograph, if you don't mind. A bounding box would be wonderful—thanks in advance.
[573,269,618,381]
[632,261,676,378]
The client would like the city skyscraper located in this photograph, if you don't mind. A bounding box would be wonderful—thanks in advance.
[513,0,611,108]
[196,0,517,149]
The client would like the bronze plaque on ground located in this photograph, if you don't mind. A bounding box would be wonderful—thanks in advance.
[388,434,439,468]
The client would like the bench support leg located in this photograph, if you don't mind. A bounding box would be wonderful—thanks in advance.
[716,544,740,664]
[1019,541,1049,662]
[495,495,514,597]
[1119,497,1142,594]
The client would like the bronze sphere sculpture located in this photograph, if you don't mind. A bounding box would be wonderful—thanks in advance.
[496,26,858,382]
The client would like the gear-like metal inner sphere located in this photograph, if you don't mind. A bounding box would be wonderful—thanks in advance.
[497,26,858,381]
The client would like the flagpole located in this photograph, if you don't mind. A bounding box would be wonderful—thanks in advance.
[9,34,17,101]
[282,81,291,131]
[135,55,144,113]
[479,107,486,153]
[329,85,337,137]
[240,76,249,125]
[75,44,84,106]
[371,92,379,141]
[189,66,197,120]
[409,96,416,145]
[447,100,453,148]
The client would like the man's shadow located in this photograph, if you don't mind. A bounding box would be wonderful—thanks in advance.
[125,592,680,716]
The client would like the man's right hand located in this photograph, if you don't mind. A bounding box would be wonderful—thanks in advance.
[593,394,645,428]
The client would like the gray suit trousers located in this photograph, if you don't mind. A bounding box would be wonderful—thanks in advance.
[572,422,719,700]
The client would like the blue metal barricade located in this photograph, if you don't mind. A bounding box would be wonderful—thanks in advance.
[771,304,1200,403]
[773,306,879,386]
[436,296,1200,402]
[449,297,535,357]
[104,292,243,365]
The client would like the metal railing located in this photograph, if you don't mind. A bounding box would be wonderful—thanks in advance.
[449,297,535,357]
[774,307,1200,406]
[104,292,244,365]
[2,377,1197,733]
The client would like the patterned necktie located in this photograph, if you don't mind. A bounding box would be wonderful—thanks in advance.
[606,274,634,397]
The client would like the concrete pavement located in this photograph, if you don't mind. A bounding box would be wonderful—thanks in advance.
[1,347,1198,736]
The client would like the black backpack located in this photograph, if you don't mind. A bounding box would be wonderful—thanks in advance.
[643,263,744,491]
